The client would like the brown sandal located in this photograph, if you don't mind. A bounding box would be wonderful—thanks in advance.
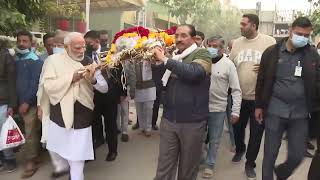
[21,161,39,179]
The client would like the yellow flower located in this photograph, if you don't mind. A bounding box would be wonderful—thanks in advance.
[148,32,156,39]
[165,36,175,46]
[123,33,138,38]
[105,51,112,65]
[110,43,116,53]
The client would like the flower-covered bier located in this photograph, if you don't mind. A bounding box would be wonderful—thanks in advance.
[103,26,177,68]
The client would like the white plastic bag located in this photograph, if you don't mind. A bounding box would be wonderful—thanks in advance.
[0,116,25,150]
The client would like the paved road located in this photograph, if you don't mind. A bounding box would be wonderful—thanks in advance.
[0,104,313,180]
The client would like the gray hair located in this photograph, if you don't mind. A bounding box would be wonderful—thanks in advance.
[64,32,83,45]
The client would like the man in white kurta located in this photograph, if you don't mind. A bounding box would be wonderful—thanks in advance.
[39,32,108,180]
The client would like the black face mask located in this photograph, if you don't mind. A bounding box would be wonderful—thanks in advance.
[86,44,94,53]
[100,40,108,47]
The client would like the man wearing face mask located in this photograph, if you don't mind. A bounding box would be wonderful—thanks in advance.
[15,30,43,178]
[255,17,320,180]
[202,36,242,179]
[84,30,104,64]
[229,14,276,179]
[99,30,109,51]
[40,33,55,61]
[85,30,125,159]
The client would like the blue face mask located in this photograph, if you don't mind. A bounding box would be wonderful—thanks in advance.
[52,47,64,54]
[15,48,30,55]
[291,33,309,48]
[207,47,219,58]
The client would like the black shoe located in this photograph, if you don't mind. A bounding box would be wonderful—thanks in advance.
[152,125,159,130]
[93,139,104,149]
[105,152,117,161]
[245,165,256,180]
[51,169,69,178]
[128,120,133,125]
[305,151,314,158]
[232,152,244,163]
[274,167,287,180]
[0,161,4,171]
[132,123,139,130]
[5,159,17,173]
[121,134,129,142]
[307,141,315,150]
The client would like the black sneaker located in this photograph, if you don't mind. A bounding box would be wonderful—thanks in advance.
[5,159,17,173]
[105,152,117,161]
[232,152,244,163]
[121,134,129,142]
[245,165,256,180]
[0,162,4,171]
[152,125,159,131]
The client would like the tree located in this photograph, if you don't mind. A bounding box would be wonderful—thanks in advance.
[157,0,241,45]
[311,10,320,36]
[158,0,221,25]
[0,0,56,35]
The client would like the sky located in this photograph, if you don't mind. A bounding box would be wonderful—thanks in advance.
[230,0,312,11]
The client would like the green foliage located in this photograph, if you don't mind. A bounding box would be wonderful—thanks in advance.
[311,9,320,35]
[0,0,55,36]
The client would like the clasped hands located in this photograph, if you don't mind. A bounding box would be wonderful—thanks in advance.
[73,64,99,84]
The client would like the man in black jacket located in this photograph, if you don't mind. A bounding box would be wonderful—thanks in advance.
[152,24,211,180]
[84,30,107,148]
[85,30,125,161]
[255,17,320,180]
[0,40,17,172]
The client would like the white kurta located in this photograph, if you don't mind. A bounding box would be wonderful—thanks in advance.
[46,120,94,161]
[134,61,156,102]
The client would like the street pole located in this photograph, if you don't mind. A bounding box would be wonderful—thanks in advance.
[86,0,90,32]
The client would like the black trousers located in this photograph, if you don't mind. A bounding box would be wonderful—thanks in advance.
[308,112,320,180]
[93,93,118,154]
[92,94,104,144]
[232,99,264,168]
[152,91,161,126]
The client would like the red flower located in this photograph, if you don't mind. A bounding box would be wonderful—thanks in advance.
[165,26,177,35]
[112,26,151,43]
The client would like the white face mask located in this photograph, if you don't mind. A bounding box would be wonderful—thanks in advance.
[15,48,30,55]
[52,47,64,54]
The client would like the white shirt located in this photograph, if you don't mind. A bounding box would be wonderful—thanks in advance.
[209,55,242,116]
[92,45,101,64]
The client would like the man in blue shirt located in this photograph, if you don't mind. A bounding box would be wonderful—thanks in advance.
[15,30,43,179]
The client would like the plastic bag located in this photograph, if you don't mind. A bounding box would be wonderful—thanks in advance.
[0,116,25,150]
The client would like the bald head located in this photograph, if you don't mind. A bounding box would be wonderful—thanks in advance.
[54,30,68,46]
[64,32,86,61]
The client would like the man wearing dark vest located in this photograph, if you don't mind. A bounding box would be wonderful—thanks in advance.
[152,24,212,180]
[39,32,108,180]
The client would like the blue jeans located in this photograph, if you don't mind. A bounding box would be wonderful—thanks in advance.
[206,112,226,168]
[226,95,236,147]
[0,105,15,162]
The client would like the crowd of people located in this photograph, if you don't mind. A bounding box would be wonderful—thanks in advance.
[0,13,320,180]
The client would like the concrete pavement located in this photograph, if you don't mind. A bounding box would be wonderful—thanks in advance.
[0,104,313,180]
